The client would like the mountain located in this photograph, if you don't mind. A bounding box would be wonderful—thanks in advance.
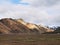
[0,22,11,34]
[0,18,54,34]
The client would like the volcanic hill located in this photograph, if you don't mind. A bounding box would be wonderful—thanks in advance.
[0,18,54,34]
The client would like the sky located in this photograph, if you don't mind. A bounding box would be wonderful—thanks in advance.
[0,0,60,26]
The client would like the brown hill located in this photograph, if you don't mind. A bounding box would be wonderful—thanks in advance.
[0,22,11,34]
[17,19,54,33]
[0,18,30,33]
[0,18,54,34]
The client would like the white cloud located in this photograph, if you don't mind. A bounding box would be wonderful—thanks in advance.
[0,0,60,26]
[33,0,60,7]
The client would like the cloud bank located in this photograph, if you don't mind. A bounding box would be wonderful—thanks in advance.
[0,0,60,26]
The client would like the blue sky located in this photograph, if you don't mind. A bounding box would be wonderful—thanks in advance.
[10,0,29,5]
[10,0,20,4]
[0,0,60,26]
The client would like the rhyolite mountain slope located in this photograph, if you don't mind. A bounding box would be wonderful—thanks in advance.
[0,18,54,34]
[0,22,11,34]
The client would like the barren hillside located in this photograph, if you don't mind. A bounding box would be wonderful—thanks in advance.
[0,18,54,34]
